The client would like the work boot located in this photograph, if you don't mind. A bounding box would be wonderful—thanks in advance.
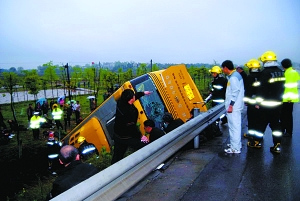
[270,143,281,154]
[247,140,262,148]
[243,133,249,138]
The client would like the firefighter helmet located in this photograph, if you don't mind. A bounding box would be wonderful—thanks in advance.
[48,131,55,140]
[78,136,86,144]
[259,51,277,62]
[209,66,222,74]
[244,59,261,69]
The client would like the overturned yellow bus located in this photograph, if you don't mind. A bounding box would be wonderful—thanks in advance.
[62,64,207,152]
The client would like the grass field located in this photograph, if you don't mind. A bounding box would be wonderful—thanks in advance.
[0,92,112,201]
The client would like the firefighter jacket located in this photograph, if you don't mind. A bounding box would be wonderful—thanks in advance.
[78,141,99,160]
[52,108,63,120]
[255,64,285,107]
[244,72,261,105]
[283,67,300,102]
[210,75,228,103]
[30,115,45,129]
[47,139,62,160]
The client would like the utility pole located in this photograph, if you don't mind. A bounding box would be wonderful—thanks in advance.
[64,63,71,101]
[150,59,152,72]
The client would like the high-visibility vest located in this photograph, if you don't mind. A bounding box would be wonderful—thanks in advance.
[283,67,300,102]
[52,108,63,120]
[30,116,45,129]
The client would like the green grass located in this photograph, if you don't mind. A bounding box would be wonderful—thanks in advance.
[0,91,113,201]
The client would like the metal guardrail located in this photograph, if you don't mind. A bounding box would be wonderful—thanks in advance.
[52,104,225,201]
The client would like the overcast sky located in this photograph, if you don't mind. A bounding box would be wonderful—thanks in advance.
[1,0,300,69]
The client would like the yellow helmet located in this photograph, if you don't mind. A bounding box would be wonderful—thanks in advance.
[259,51,277,62]
[209,66,222,74]
[77,136,86,143]
[244,59,261,69]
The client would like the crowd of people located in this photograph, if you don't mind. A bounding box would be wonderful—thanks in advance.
[3,51,298,199]
[27,98,82,140]
[204,51,299,154]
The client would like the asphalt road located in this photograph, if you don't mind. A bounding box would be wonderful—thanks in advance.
[118,103,300,201]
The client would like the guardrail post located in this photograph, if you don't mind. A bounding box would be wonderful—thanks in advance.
[193,108,201,149]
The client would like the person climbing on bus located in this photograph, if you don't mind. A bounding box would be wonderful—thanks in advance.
[111,89,152,164]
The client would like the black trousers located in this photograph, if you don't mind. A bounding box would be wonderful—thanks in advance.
[247,104,260,131]
[111,134,146,165]
[280,102,294,134]
[256,105,282,144]
[75,111,80,124]
[55,120,63,130]
[32,129,40,140]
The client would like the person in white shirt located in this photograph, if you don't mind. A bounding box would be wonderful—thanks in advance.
[221,60,244,154]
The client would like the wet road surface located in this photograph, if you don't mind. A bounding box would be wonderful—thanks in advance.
[118,103,300,201]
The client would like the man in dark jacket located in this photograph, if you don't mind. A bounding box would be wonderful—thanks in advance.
[162,112,184,133]
[143,119,165,142]
[111,89,152,164]
[48,145,99,199]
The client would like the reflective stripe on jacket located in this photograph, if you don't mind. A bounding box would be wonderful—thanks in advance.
[52,108,63,120]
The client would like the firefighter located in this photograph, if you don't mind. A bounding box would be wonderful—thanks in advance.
[204,66,228,132]
[243,59,261,140]
[249,51,285,154]
[52,104,63,130]
[280,58,300,137]
[47,131,62,174]
[77,136,99,161]
[30,112,46,140]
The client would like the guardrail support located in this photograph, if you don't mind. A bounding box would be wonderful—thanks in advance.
[51,104,225,201]
[192,108,201,149]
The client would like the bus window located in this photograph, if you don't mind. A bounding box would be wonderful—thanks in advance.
[131,74,166,128]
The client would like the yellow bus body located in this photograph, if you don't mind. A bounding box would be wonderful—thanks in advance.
[62,64,207,153]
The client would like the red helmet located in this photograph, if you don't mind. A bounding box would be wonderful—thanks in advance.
[48,132,54,140]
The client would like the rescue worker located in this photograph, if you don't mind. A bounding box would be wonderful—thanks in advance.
[30,112,46,140]
[77,136,99,161]
[63,104,72,131]
[162,112,184,133]
[143,119,165,143]
[206,66,228,106]
[205,66,228,125]
[52,104,63,130]
[47,131,62,174]
[280,58,300,137]
[250,51,285,154]
[243,59,262,141]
